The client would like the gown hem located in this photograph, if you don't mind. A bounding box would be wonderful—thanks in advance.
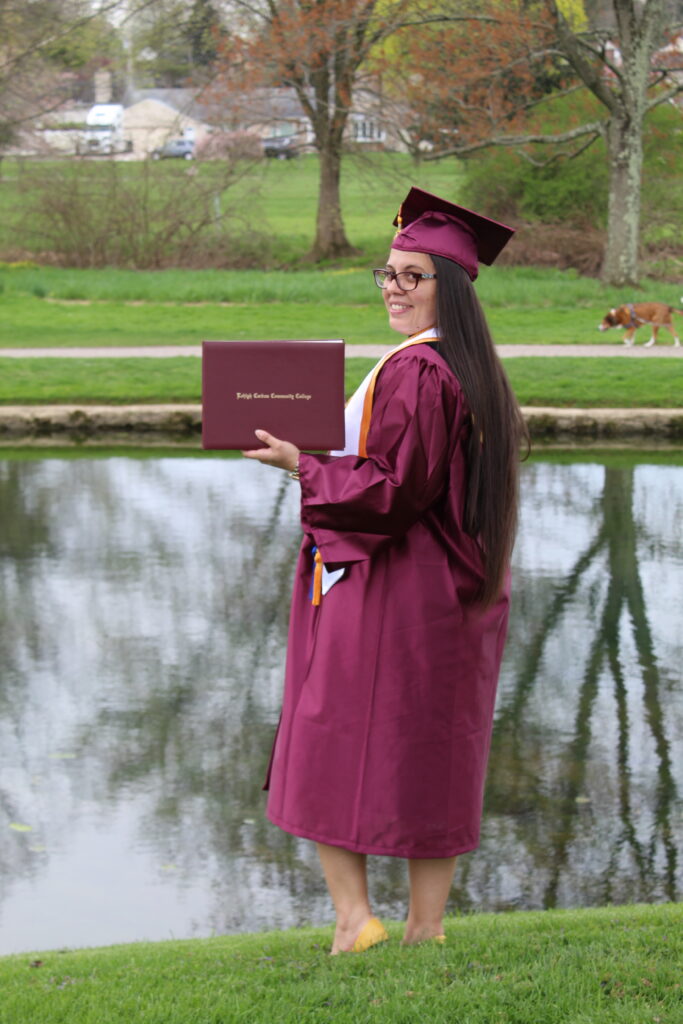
[267,811,478,859]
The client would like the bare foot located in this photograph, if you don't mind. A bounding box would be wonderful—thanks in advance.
[330,913,372,955]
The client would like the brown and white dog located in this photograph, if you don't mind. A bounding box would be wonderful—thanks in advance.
[598,301,683,347]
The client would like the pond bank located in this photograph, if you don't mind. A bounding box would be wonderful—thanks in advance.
[1,904,681,1024]
[0,403,682,443]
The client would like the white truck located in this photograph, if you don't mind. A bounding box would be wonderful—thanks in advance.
[82,104,127,155]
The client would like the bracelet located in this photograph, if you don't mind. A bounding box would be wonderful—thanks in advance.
[288,460,301,481]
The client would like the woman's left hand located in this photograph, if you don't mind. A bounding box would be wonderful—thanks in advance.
[242,429,300,472]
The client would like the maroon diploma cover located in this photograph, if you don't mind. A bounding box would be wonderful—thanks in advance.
[202,339,346,450]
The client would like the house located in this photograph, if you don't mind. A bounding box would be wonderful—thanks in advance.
[16,78,402,159]
[197,85,315,151]
[121,89,214,157]
[199,84,401,152]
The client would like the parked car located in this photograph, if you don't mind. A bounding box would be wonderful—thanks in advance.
[261,135,297,159]
[151,138,194,160]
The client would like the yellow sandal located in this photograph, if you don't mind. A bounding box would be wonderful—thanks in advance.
[351,917,389,953]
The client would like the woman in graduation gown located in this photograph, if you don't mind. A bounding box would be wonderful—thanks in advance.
[243,187,528,954]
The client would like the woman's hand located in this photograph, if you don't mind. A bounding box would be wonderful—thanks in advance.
[242,429,300,473]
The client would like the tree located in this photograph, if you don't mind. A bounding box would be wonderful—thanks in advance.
[127,0,197,86]
[385,0,683,285]
[551,0,682,284]
[0,1,127,152]
[186,0,227,67]
[207,0,416,261]
[120,0,228,88]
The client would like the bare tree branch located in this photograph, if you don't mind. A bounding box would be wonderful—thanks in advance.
[423,119,604,160]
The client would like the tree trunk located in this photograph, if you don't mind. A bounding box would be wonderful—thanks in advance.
[308,141,359,262]
[600,109,644,286]
[597,0,665,286]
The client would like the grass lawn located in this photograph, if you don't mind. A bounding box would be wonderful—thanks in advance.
[0,294,388,349]
[504,357,683,408]
[0,904,680,1024]
[2,262,683,350]
[0,153,460,267]
[3,294,677,349]
[3,262,681,308]
[0,356,681,409]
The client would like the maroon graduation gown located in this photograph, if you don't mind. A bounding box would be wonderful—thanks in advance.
[265,343,510,858]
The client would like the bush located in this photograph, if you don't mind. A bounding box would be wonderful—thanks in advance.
[460,95,683,230]
[460,91,609,225]
[12,156,271,269]
[194,131,263,161]
[641,103,683,240]
[458,96,683,277]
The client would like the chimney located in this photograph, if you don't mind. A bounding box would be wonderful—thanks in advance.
[94,70,113,104]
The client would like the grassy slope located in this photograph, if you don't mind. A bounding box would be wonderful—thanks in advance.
[0,904,680,1024]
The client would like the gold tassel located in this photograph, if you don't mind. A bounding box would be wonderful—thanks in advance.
[312,549,323,606]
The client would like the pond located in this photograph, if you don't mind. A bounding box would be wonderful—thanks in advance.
[0,449,681,955]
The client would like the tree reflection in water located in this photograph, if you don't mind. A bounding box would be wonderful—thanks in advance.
[474,458,682,912]
[0,452,681,953]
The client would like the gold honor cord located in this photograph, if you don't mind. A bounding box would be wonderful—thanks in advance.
[312,549,323,606]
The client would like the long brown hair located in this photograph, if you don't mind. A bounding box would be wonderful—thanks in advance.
[432,255,529,608]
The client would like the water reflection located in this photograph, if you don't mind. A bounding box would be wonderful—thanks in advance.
[0,452,681,955]
[477,460,682,912]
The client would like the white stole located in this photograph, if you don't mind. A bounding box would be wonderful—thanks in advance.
[331,326,440,457]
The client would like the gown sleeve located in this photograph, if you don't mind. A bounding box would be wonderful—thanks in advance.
[298,351,465,567]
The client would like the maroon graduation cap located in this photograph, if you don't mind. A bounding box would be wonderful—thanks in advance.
[392,187,515,281]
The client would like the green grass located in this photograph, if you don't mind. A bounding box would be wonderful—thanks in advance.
[2,262,682,350]
[2,260,681,308]
[0,904,680,1024]
[0,293,388,348]
[3,290,683,350]
[504,357,683,408]
[0,357,375,405]
[0,153,461,268]
[232,152,463,262]
[0,266,378,304]
[0,356,680,408]
[0,357,204,405]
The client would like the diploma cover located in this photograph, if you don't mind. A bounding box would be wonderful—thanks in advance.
[202,339,345,450]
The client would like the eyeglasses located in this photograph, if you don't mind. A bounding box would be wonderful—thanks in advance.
[373,269,437,291]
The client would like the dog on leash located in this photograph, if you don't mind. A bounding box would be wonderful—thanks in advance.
[598,301,683,347]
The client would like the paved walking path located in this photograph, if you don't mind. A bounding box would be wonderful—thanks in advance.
[0,343,682,358]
